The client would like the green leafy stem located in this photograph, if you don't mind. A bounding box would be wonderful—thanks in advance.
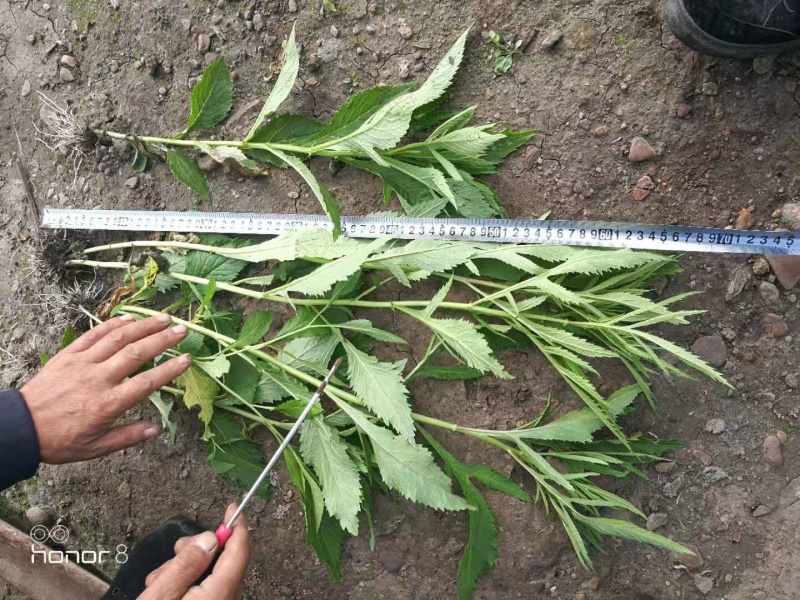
[94,27,535,236]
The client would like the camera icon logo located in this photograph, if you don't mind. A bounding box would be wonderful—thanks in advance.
[30,524,69,545]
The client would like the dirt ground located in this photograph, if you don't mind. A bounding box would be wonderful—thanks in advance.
[2,0,800,599]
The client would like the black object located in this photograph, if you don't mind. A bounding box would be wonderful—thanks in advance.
[102,516,204,600]
[662,0,800,57]
[0,390,40,492]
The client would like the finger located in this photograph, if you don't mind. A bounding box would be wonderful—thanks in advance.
[63,315,137,354]
[84,314,173,362]
[103,324,189,381]
[144,559,172,587]
[138,532,218,600]
[86,421,161,459]
[192,504,249,598]
[144,532,198,587]
[110,354,192,414]
[174,536,194,554]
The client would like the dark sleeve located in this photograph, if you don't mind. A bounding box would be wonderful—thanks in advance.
[0,390,41,491]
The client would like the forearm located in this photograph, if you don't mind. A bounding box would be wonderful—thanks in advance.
[0,390,41,491]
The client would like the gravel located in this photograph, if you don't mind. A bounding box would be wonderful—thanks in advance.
[628,136,655,162]
[59,67,75,82]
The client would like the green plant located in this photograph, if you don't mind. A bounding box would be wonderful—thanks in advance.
[76,28,533,237]
[68,230,715,593]
[487,30,523,74]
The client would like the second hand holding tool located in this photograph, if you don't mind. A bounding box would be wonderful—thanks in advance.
[214,358,342,548]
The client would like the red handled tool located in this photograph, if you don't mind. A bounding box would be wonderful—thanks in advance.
[214,358,341,548]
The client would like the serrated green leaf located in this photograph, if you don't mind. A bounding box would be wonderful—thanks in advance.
[280,238,386,297]
[246,115,324,165]
[546,249,663,278]
[234,311,273,348]
[184,249,247,282]
[409,312,511,380]
[246,26,300,140]
[431,125,506,158]
[223,355,261,405]
[449,180,498,218]
[337,319,406,343]
[176,365,218,437]
[422,275,452,318]
[206,414,269,499]
[329,29,469,157]
[185,57,232,135]
[149,392,178,442]
[470,244,544,275]
[428,106,475,139]
[166,150,210,198]
[575,514,693,555]
[343,340,414,439]
[278,335,339,371]
[481,129,537,165]
[195,354,230,378]
[406,365,485,381]
[273,397,322,419]
[300,417,363,535]
[367,240,476,286]
[330,398,471,511]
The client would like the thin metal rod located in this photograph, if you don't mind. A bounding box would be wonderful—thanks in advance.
[225,358,342,528]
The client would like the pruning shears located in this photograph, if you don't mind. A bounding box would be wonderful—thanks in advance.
[214,358,342,548]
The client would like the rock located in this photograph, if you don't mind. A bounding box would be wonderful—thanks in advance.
[734,208,754,230]
[632,188,650,201]
[117,480,131,499]
[330,25,339,37]
[60,55,78,68]
[398,20,413,40]
[593,125,608,136]
[777,430,788,444]
[672,543,703,570]
[764,313,788,337]
[758,281,783,311]
[753,55,775,74]
[540,30,562,51]
[20,80,31,97]
[305,76,318,87]
[704,417,726,434]
[287,0,298,12]
[158,86,167,95]
[664,473,685,498]
[109,0,119,9]
[782,202,800,230]
[753,257,770,275]
[676,104,692,118]
[702,466,728,482]
[125,176,139,189]
[59,67,75,82]
[26,506,54,527]
[765,254,800,289]
[198,155,220,172]
[693,450,713,465]
[253,13,264,31]
[204,52,218,66]
[398,61,410,79]
[112,138,132,159]
[197,33,211,53]
[378,548,404,572]
[577,118,591,130]
[655,461,675,473]
[752,505,771,517]
[636,175,656,190]
[764,435,783,467]
[287,191,300,200]
[692,336,727,368]
[317,39,340,63]
[646,512,668,531]
[694,574,714,595]
[702,82,718,96]
[523,146,541,170]
[628,136,655,162]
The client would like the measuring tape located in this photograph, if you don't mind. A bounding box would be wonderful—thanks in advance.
[41,209,800,256]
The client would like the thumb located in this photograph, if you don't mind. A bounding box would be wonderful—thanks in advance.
[138,532,218,600]
[89,422,161,459]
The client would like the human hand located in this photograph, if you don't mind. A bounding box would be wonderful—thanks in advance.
[20,314,192,464]
[139,504,250,600]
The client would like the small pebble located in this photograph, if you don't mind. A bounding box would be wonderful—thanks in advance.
[694,575,714,595]
[288,0,298,12]
[592,125,608,136]
[158,86,168,96]
[704,418,726,435]
[540,30,562,51]
[197,33,211,53]
[753,55,775,75]
[646,512,668,531]
[398,19,413,40]
[60,55,78,68]
[628,136,655,162]
[676,104,692,118]
[59,67,75,82]
[288,191,300,199]
[692,335,727,367]
[763,435,783,467]
[734,208,754,230]
[330,25,339,37]
[672,544,703,570]
[702,82,718,96]
[125,176,139,189]
[758,281,783,312]
[763,313,788,337]
[26,506,54,527]
[20,80,32,97]
[753,257,770,275]
[752,505,771,517]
